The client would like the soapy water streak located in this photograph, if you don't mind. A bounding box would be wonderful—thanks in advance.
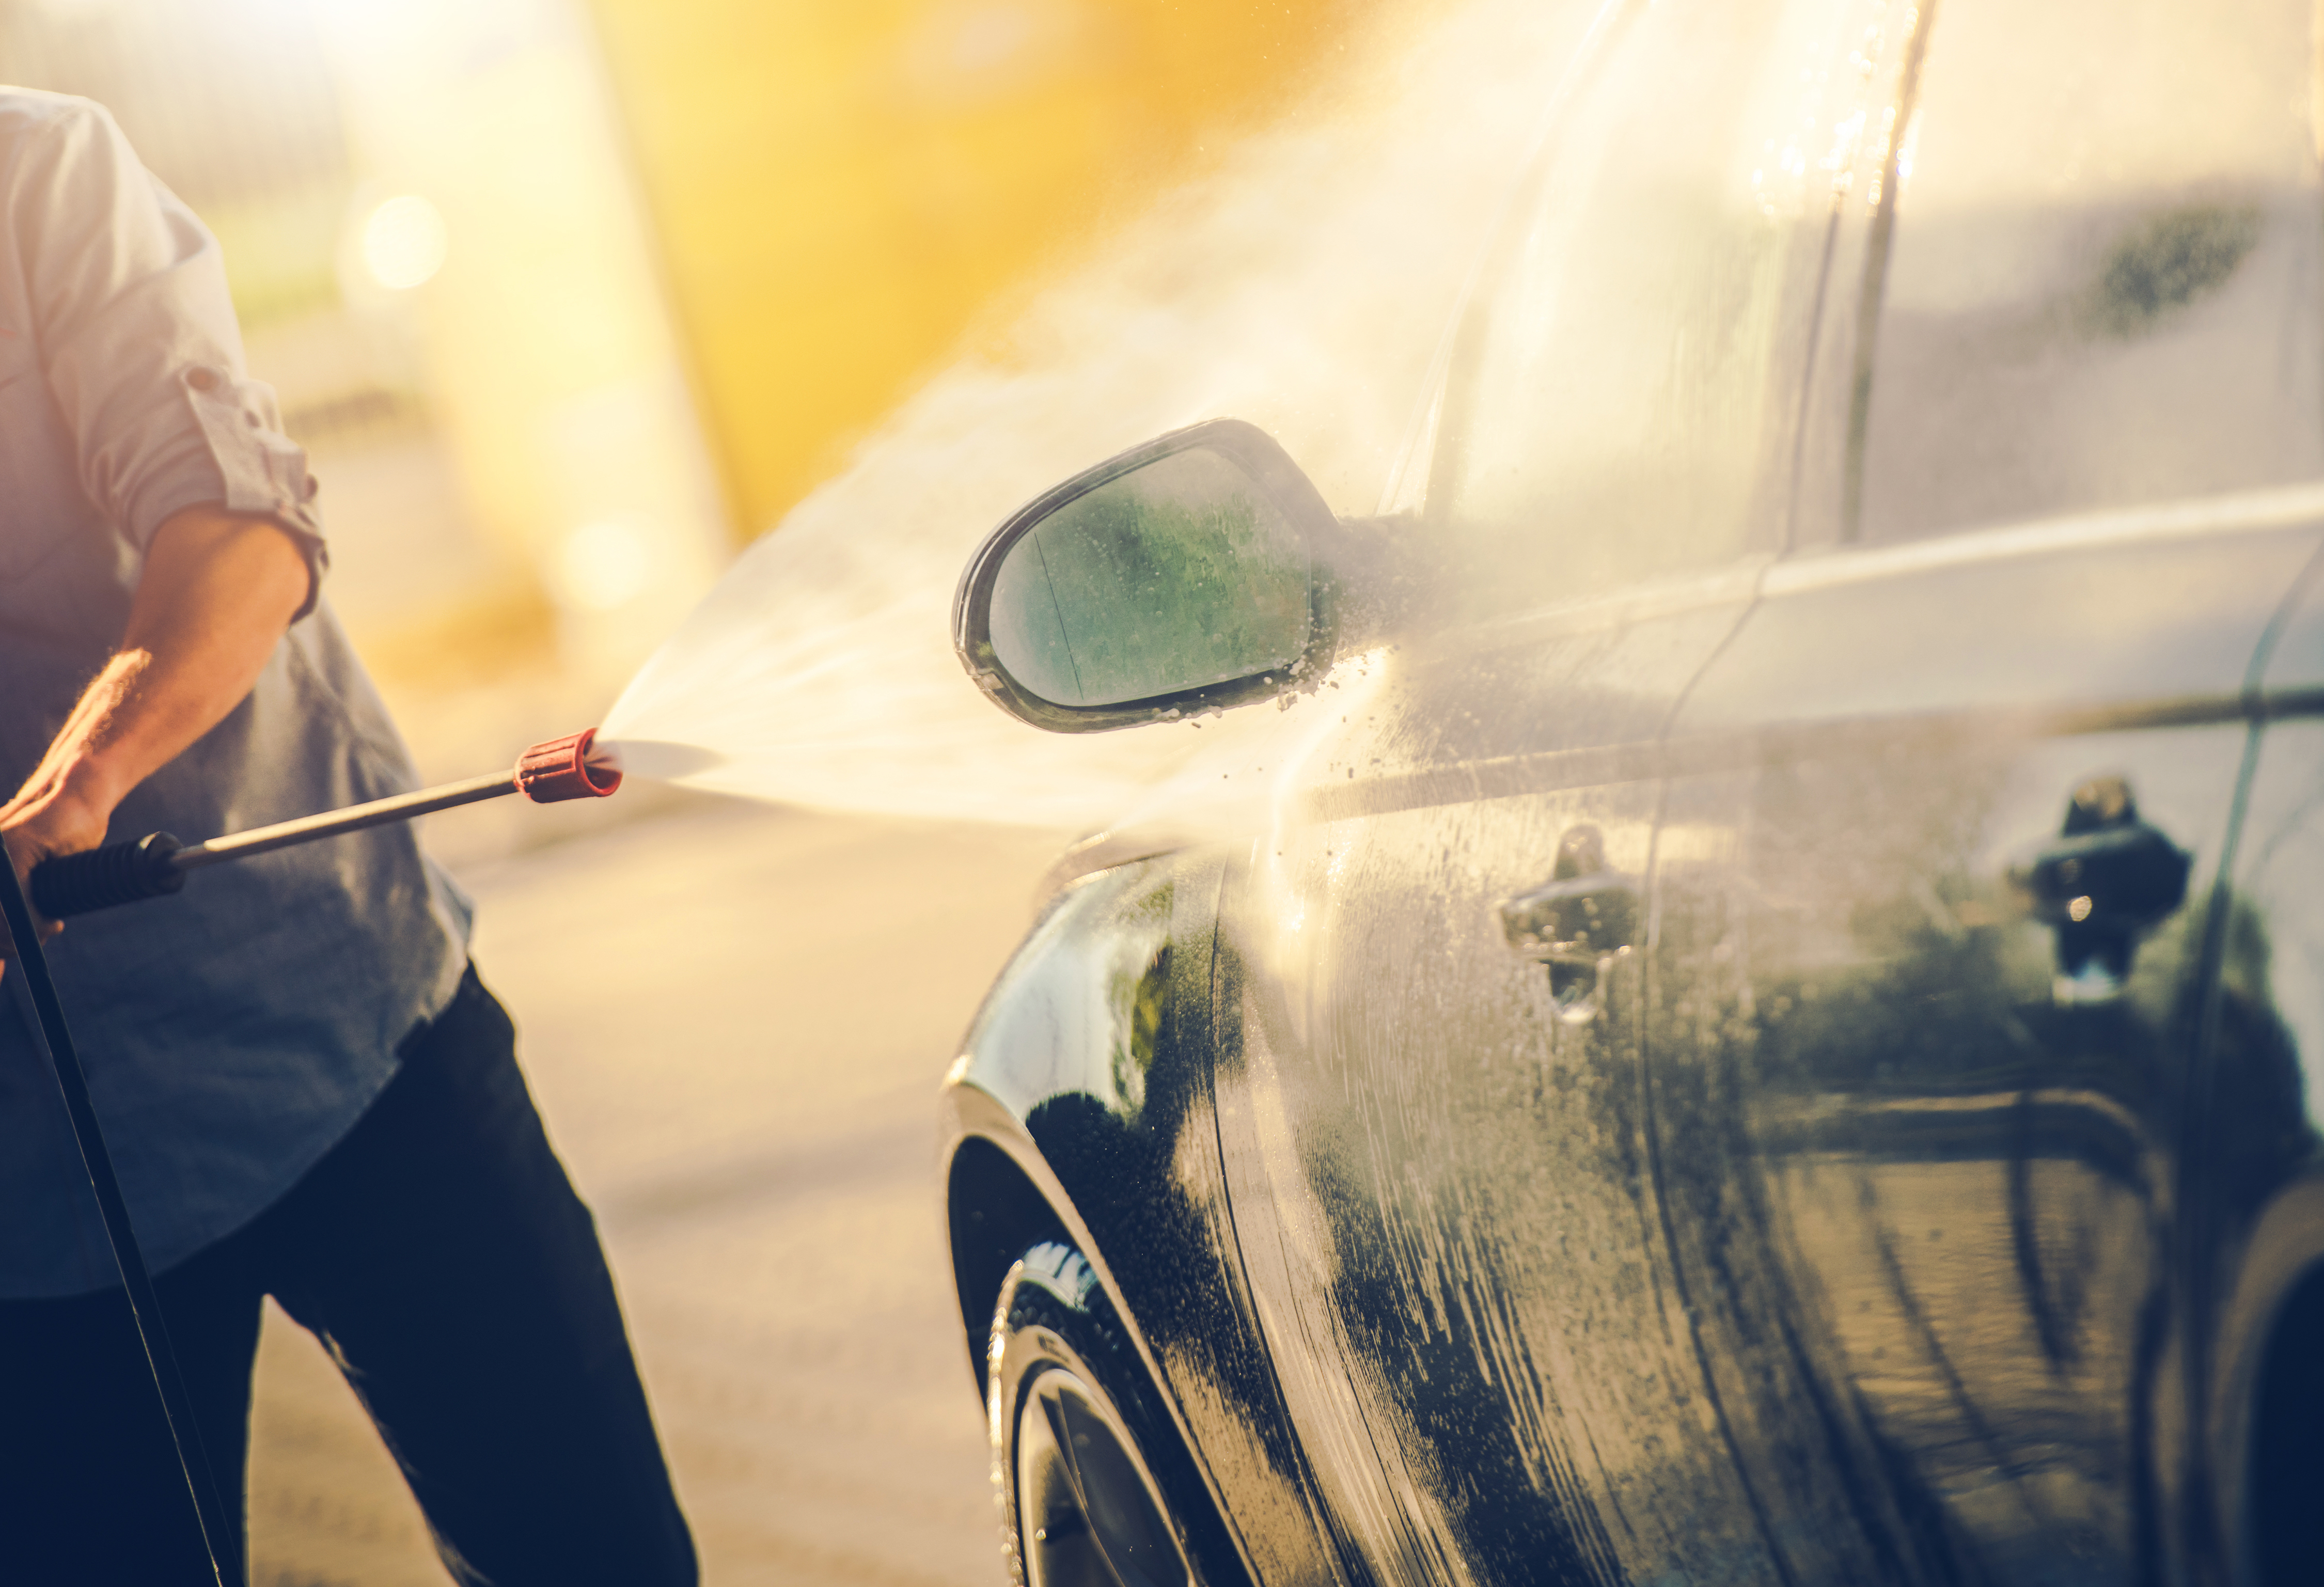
[601,0,1599,838]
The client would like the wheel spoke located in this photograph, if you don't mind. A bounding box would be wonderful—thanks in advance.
[1017,1369,1189,1587]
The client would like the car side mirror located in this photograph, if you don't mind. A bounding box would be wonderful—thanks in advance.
[953,418,1343,733]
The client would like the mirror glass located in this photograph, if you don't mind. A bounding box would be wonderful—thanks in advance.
[987,447,1311,708]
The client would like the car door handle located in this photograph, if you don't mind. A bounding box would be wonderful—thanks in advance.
[1501,824,1639,1021]
[2007,775,2191,1003]
[1500,873,1640,964]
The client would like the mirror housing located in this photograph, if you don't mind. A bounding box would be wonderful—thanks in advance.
[953,419,1346,733]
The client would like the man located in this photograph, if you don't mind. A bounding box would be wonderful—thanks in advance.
[0,89,697,1583]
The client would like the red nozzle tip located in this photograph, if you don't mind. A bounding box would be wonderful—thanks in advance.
[514,728,623,803]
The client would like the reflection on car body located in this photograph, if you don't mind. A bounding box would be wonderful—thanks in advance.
[938,1,2324,1584]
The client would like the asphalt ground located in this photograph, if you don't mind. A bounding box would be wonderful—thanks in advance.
[244,797,1064,1586]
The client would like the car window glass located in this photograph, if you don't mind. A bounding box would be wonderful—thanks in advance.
[1851,0,2323,543]
[1433,0,1897,607]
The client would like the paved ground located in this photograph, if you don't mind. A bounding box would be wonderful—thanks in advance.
[244,796,1065,1586]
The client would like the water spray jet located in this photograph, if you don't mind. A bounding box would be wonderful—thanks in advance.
[26,729,625,920]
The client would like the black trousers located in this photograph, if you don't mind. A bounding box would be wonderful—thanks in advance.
[0,967,697,1586]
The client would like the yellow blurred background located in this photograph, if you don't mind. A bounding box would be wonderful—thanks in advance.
[0,0,1372,734]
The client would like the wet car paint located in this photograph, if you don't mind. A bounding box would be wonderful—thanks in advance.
[940,0,2324,1582]
[1646,510,2324,1586]
[942,860,1349,1585]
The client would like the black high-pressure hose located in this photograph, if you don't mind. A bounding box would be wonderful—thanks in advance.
[0,856,239,1586]
[0,728,621,1581]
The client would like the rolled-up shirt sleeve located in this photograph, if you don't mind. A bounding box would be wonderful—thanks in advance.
[12,96,327,615]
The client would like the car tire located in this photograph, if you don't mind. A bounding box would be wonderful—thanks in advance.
[989,1240,1207,1587]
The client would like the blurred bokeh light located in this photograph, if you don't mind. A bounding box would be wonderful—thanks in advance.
[358,193,449,291]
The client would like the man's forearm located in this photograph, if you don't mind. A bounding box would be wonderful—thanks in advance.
[2,505,313,878]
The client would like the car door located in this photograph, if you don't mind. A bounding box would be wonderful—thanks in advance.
[1648,3,2324,1585]
[2199,549,2324,1587]
[1206,2,1930,1581]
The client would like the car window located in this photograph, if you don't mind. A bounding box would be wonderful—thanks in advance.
[1429,0,1901,607]
[1849,0,2323,544]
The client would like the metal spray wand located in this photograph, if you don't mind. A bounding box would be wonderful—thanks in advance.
[28,728,623,919]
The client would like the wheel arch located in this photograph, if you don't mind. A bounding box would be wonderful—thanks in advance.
[939,1079,1153,1402]
[946,1129,1070,1399]
[941,1080,1266,1587]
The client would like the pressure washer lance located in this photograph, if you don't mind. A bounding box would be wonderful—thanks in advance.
[28,728,623,920]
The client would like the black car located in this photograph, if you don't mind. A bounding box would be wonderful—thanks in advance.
[937,1,2324,1583]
